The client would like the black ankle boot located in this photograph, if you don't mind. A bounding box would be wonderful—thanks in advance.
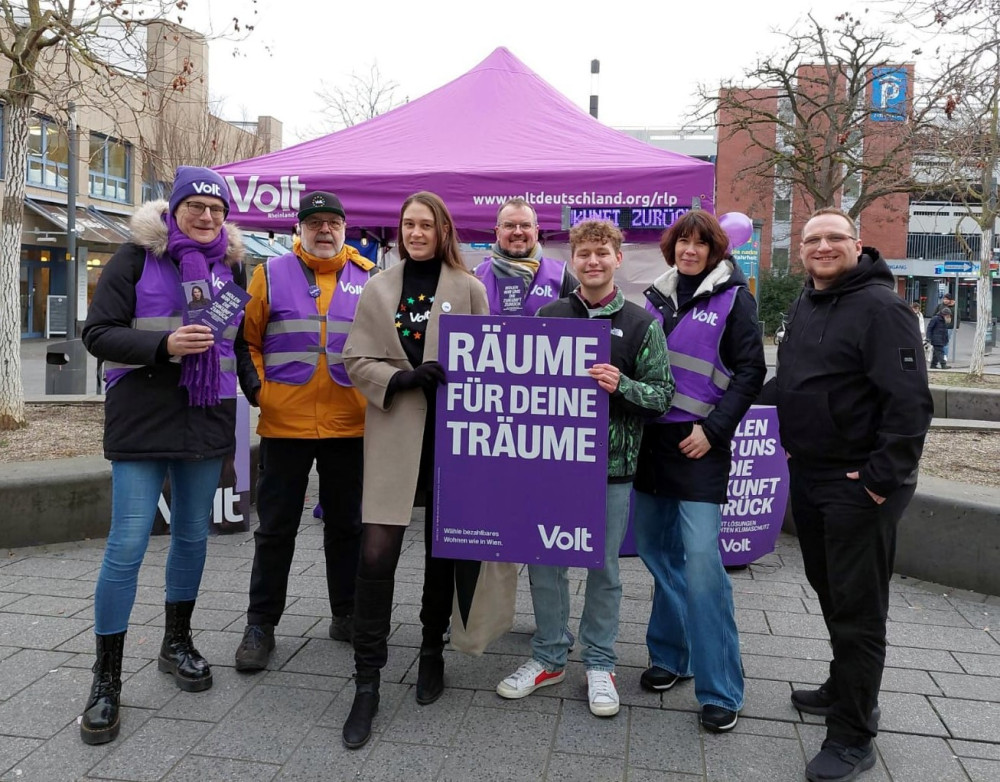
[80,631,125,745]
[342,673,380,749]
[158,601,212,692]
[416,646,445,705]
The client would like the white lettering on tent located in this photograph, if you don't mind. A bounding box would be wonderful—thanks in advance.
[226,175,305,214]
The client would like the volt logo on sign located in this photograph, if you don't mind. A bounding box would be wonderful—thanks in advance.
[872,67,907,122]
[538,524,594,552]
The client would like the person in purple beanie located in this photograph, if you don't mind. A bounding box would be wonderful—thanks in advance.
[79,166,246,745]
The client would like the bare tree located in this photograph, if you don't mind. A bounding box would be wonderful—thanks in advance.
[906,0,1000,376]
[699,12,937,221]
[0,2,251,429]
[315,62,403,131]
[144,100,273,196]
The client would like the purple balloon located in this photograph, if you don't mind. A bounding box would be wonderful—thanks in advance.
[719,212,753,251]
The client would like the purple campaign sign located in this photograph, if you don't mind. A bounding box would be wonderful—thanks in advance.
[619,406,788,566]
[434,315,610,568]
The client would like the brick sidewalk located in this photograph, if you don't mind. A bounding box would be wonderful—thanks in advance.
[1,482,998,782]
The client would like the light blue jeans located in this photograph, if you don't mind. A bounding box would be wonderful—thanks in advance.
[632,492,744,711]
[94,458,223,635]
[528,482,631,672]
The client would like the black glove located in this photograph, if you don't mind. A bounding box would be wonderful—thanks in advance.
[389,361,447,394]
[413,361,447,389]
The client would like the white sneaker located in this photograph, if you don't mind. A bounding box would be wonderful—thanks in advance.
[587,670,620,717]
[497,659,565,699]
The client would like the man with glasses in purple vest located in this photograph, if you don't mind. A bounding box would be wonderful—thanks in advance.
[474,197,577,315]
[234,191,376,670]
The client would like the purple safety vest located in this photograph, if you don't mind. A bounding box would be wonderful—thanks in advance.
[103,251,239,397]
[475,256,564,315]
[262,252,369,387]
[646,287,738,423]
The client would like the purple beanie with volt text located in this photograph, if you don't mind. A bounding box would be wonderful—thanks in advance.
[168,166,232,217]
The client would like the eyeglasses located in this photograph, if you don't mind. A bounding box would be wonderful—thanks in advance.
[183,201,226,218]
[499,222,536,232]
[801,233,856,247]
[303,217,345,231]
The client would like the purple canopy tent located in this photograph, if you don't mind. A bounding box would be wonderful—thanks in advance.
[214,47,714,240]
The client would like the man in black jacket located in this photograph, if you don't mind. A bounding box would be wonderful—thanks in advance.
[926,307,952,369]
[775,208,932,782]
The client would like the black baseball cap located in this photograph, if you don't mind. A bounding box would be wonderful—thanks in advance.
[298,191,346,221]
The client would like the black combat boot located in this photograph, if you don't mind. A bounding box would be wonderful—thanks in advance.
[80,631,125,745]
[158,600,213,692]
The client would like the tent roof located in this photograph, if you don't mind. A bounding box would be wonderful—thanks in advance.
[216,47,714,235]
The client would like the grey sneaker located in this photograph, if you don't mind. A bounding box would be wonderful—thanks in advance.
[329,614,354,642]
[234,624,274,671]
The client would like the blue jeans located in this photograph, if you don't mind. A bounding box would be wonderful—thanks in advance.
[94,458,223,635]
[528,482,631,672]
[633,492,744,711]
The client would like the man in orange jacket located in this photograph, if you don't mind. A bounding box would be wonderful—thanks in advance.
[234,192,376,670]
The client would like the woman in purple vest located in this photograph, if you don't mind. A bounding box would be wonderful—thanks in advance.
[79,167,246,745]
[632,210,766,734]
[340,192,490,749]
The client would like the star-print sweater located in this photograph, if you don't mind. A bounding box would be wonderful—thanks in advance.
[396,256,442,366]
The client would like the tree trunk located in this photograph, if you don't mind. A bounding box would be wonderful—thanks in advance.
[968,226,994,378]
[0,97,32,429]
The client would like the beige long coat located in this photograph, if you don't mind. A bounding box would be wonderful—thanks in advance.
[343,261,489,525]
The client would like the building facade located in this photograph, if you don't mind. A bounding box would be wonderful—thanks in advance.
[2,21,282,338]
[625,64,999,321]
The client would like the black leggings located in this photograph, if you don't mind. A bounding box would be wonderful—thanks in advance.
[354,512,456,678]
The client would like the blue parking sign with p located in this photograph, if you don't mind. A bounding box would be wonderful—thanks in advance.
[872,67,907,122]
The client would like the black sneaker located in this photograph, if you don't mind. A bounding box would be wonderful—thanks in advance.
[700,705,739,733]
[329,614,353,642]
[234,624,275,671]
[805,739,875,782]
[792,684,836,716]
[640,666,689,692]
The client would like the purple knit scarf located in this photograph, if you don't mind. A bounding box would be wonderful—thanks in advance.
[166,212,229,407]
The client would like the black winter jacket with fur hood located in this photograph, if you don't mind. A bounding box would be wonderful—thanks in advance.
[82,200,246,461]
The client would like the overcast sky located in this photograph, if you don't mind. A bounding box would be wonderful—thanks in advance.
[188,0,913,145]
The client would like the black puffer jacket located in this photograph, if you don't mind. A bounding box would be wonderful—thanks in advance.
[774,247,932,496]
[634,260,766,504]
[82,201,246,461]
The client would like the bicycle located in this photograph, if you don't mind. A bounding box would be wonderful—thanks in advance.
[773,313,788,345]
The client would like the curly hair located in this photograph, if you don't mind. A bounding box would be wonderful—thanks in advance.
[569,220,623,255]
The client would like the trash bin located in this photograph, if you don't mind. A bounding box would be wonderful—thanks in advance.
[986,318,997,355]
[45,339,88,394]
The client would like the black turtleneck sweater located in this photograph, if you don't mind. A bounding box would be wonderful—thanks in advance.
[396,257,442,367]
[676,267,710,309]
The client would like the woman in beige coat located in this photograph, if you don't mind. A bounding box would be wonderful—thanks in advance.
[341,192,489,749]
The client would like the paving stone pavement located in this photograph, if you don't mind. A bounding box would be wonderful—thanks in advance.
[1,478,998,782]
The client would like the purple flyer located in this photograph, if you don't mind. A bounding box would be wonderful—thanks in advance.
[190,280,251,336]
[433,314,610,567]
[619,405,788,565]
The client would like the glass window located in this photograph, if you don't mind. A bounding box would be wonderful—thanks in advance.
[772,248,789,271]
[26,116,69,190]
[844,172,861,199]
[774,197,791,222]
[141,152,167,203]
[88,133,131,203]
